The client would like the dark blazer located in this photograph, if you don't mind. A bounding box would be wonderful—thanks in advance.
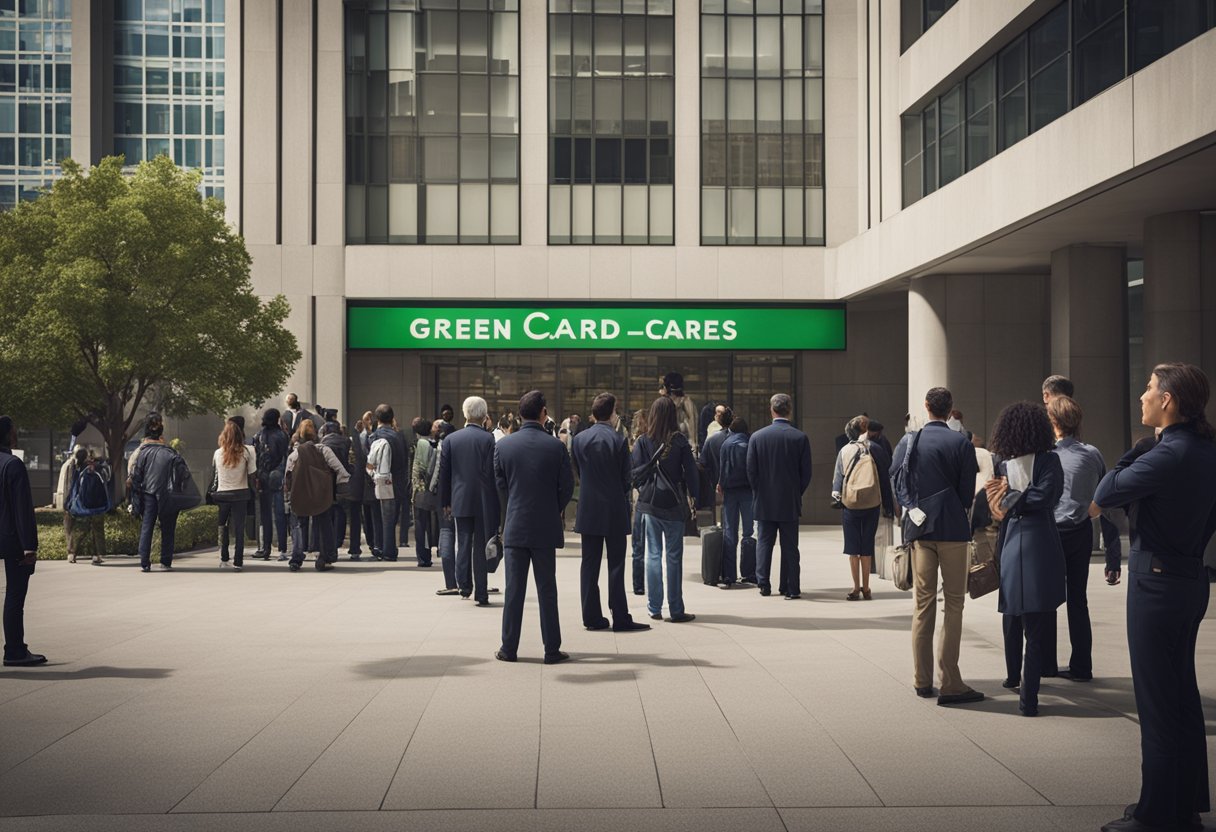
[348,429,369,503]
[701,428,729,487]
[495,421,575,549]
[891,422,978,542]
[746,419,813,522]
[0,449,38,558]
[1095,423,1216,562]
[571,422,630,537]
[440,423,500,529]
[372,424,409,484]
[996,451,1066,616]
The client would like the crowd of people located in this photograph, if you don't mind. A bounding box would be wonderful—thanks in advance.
[2,361,1215,832]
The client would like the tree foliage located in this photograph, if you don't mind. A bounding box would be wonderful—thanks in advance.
[0,156,300,477]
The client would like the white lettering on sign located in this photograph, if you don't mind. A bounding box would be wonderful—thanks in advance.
[722,320,737,340]
[410,318,429,338]
[645,320,663,340]
[494,319,510,340]
[524,311,550,340]
[603,319,620,339]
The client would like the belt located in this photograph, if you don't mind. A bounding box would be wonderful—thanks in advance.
[1129,549,1204,580]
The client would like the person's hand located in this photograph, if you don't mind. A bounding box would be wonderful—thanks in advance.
[20,551,36,566]
[1088,501,1102,519]
[986,477,1009,522]
[831,491,841,503]
[1105,569,1121,586]
[444,506,452,520]
[716,484,723,495]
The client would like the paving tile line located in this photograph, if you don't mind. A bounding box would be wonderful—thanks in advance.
[706,601,1060,808]
[666,619,885,814]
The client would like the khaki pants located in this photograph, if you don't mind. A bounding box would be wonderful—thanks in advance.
[911,539,971,694]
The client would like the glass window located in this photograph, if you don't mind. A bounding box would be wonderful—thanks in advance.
[1074,12,1125,105]
[1029,4,1068,73]
[1029,55,1068,131]
[1130,0,1212,72]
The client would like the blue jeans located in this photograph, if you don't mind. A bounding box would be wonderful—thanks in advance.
[721,488,754,584]
[644,514,685,618]
[438,517,456,589]
[631,507,645,592]
[380,496,402,560]
[137,493,178,568]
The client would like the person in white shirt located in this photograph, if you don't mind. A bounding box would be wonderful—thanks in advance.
[212,421,257,570]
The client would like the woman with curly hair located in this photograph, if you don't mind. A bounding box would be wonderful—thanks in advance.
[984,401,1064,717]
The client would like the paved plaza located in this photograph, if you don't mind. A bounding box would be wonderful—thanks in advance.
[1,528,1213,832]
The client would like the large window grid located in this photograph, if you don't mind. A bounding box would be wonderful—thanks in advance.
[900,0,958,53]
[0,0,72,210]
[345,0,520,245]
[113,0,226,201]
[700,1,824,246]
[547,0,674,245]
[901,0,1216,208]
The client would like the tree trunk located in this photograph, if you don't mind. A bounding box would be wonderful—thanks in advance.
[106,426,128,502]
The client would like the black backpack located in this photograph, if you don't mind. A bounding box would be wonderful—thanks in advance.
[69,464,111,517]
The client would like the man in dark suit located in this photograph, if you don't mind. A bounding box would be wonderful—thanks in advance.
[746,394,813,599]
[372,404,408,562]
[571,393,650,633]
[891,387,982,706]
[440,396,500,606]
[494,390,575,664]
[700,405,733,488]
[0,416,45,667]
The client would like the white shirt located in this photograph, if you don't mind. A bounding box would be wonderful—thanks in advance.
[213,446,257,492]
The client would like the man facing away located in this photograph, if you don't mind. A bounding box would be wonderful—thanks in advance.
[1,415,45,667]
[571,393,650,633]
[440,396,500,606]
[494,390,575,664]
[746,394,812,599]
[371,404,408,562]
[891,386,983,706]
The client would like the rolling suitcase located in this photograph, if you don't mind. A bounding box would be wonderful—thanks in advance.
[700,507,723,584]
[740,536,757,582]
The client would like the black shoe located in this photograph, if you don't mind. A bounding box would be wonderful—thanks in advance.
[1059,670,1093,682]
[495,650,517,663]
[417,562,433,568]
[158,563,173,571]
[1101,817,1188,832]
[140,565,151,572]
[316,563,334,571]
[435,588,461,596]
[783,593,801,600]
[349,554,362,561]
[1040,670,1058,678]
[1002,678,1020,689]
[717,581,735,589]
[475,600,491,607]
[669,613,696,623]
[277,554,289,562]
[252,551,270,560]
[585,618,611,631]
[289,562,301,572]
[543,651,571,665]
[914,687,935,698]
[649,613,662,621]
[633,589,645,596]
[759,586,772,597]
[739,577,757,585]
[488,587,500,594]
[3,651,48,667]
[381,556,398,562]
[1118,803,1203,831]
[613,621,651,632]
[1019,702,1039,717]
[937,690,985,707]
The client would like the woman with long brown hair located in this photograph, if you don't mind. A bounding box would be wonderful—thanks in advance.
[630,397,699,623]
[212,420,257,570]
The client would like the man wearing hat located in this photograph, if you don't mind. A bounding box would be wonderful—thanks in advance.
[660,372,699,457]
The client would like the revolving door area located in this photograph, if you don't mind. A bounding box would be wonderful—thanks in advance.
[419,352,797,433]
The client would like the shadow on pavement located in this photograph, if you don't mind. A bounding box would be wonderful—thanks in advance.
[352,655,489,679]
[0,665,172,681]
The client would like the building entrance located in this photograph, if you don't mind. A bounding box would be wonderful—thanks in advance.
[420,351,797,437]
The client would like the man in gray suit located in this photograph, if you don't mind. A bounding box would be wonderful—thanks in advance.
[746,394,813,599]
[439,396,500,606]
[571,393,650,633]
[494,390,575,664]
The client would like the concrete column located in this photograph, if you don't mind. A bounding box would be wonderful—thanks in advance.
[69,0,96,165]
[1143,211,1203,368]
[243,0,280,246]
[1202,214,1216,427]
[1049,244,1129,463]
[224,0,243,230]
[907,274,948,428]
[315,296,346,421]
[673,0,700,247]
[519,0,546,247]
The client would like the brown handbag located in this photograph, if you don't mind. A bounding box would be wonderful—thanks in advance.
[967,534,1000,599]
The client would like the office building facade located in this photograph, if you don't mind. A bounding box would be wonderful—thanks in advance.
[8,0,1216,522]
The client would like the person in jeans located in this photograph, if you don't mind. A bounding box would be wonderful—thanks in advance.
[986,402,1066,717]
[746,394,813,599]
[631,396,699,623]
[252,409,289,560]
[717,417,754,586]
[213,420,257,570]
[127,413,185,573]
[371,404,408,562]
[1,415,45,667]
[890,387,982,705]
[431,420,459,595]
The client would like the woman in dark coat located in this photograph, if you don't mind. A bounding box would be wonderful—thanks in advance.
[985,401,1065,717]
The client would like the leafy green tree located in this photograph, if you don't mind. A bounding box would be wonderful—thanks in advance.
[0,156,300,493]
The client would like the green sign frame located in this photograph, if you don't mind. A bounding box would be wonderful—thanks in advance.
[347,302,846,352]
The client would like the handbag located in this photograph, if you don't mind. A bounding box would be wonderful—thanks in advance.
[485,533,503,574]
[967,535,1000,599]
[891,543,914,591]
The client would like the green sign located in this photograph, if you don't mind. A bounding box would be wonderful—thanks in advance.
[347,304,846,351]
